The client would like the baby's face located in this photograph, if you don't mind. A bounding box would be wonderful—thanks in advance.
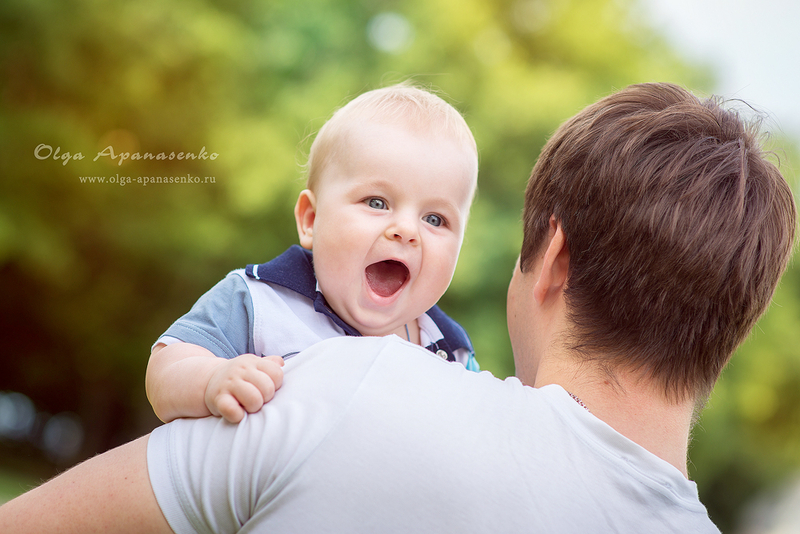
[296,121,476,337]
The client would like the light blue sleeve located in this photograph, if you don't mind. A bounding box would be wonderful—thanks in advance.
[159,271,254,359]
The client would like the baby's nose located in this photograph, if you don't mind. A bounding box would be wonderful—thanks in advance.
[386,216,419,244]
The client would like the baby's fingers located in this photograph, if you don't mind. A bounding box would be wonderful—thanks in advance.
[206,355,285,422]
[244,364,281,405]
[213,394,246,423]
[258,356,285,392]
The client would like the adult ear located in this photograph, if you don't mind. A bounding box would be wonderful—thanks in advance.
[533,216,570,305]
[294,189,316,250]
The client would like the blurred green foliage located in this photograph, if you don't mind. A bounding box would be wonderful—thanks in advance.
[0,0,797,530]
[0,469,37,505]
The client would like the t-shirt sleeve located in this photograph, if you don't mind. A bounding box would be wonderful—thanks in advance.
[157,271,254,359]
[148,418,249,534]
[146,336,396,533]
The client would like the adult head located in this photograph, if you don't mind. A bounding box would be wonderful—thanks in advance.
[511,82,796,404]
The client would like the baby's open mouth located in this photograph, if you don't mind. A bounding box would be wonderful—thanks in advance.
[365,260,409,297]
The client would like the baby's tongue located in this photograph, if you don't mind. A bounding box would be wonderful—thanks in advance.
[366,260,408,297]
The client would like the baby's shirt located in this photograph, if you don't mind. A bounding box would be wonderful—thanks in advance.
[157,245,479,370]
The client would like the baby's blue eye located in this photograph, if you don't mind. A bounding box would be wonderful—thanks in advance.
[367,198,387,210]
[424,214,444,227]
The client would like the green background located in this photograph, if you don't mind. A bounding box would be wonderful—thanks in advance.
[1,0,798,531]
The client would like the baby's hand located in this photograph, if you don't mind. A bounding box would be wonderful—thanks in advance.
[204,354,285,423]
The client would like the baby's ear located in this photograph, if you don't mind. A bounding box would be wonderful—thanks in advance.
[294,189,316,250]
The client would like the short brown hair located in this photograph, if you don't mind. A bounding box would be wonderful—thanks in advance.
[521,83,796,401]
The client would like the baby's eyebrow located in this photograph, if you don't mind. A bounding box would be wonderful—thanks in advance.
[428,198,460,213]
[357,178,395,191]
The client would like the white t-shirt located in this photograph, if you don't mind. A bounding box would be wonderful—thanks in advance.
[147,336,720,534]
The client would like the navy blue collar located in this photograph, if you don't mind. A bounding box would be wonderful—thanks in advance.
[245,245,360,336]
[245,245,473,361]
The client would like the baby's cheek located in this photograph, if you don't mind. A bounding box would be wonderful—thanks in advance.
[431,253,459,287]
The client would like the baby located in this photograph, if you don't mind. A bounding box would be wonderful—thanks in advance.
[146,83,480,423]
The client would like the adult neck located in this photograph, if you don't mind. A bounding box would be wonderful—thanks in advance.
[530,360,695,478]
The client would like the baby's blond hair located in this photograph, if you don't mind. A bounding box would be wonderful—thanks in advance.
[306,83,478,192]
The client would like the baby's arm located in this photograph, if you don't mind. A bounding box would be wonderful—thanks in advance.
[146,342,284,423]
